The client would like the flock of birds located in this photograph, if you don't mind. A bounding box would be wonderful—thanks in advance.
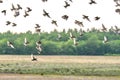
[0,0,120,61]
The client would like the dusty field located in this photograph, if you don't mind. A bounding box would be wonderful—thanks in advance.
[0,55,120,80]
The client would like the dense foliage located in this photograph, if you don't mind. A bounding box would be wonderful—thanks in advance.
[0,28,120,55]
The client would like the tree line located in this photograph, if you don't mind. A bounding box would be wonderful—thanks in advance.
[0,28,120,55]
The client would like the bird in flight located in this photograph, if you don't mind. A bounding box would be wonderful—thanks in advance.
[12,23,17,27]
[43,9,51,18]
[6,21,11,25]
[51,20,58,27]
[31,53,37,61]
[62,15,69,20]
[7,41,15,49]
[1,10,6,16]
[17,4,22,10]
[101,24,107,32]
[42,0,48,2]
[23,10,29,17]
[0,0,3,3]
[89,0,97,5]
[14,10,20,17]
[64,1,70,8]
[26,7,32,12]
[11,4,16,11]
[82,15,91,22]
[74,20,84,27]
[103,36,108,44]
[24,37,29,46]
[115,8,120,14]
[94,16,100,21]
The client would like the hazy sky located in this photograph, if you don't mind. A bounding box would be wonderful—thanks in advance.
[0,0,119,33]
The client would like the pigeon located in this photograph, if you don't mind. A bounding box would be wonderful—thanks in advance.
[42,0,48,2]
[62,15,69,20]
[57,33,62,40]
[17,4,22,10]
[1,10,6,15]
[43,9,51,18]
[24,37,29,46]
[23,10,29,17]
[115,8,120,14]
[74,20,84,27]
[94,16,100,21]
[31,53,37,61]
[11,4,16,11]
[103,36,108,44]
[101,24,107,32]
[64,1,70,8]
[0,0,3,3]
[51,20,58,27]
[73,38,78,46]
[82,15,91,22]
[36,41,42,46]
[14,10,20,17]
[7,41,15,48]
[6,21,11,25]
[69,32,75,39]
[89,0,97,5]
[12,23,17,27]
[26,7,32,12]
[35,24,41,29]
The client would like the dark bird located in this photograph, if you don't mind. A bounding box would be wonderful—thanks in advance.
[11,4,16,11]
[94,16,100,21]
[51,20,58,27]
[74,20,84,27]
[7,41,15,48]
[42,0,48,2]
[115,8,120,14]
[64,1,70,8]
[1,10,6,15]
[6,21,11,25]
[62,15,69,20]
[31,53,37,61]
[17,4,22,10]
[14,10,20,17]
[12,23,17,27]
[35,24,41,29]
[103,36,108,44]
[68,0,73,2]
[43,9,51,18]
[23,10,29,17]
[114,0,120,7]
[35,28,41,33]
[26,7,32,12]
[89,0,97,5]
[0,0,3,3]
[82,15,91,22]
[101,24,107,32]
[24,37,29,46]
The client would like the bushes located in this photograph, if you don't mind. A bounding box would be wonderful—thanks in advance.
[0,30,120,55]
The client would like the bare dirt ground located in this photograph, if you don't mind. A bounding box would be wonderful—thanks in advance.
[0,74,120,80]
